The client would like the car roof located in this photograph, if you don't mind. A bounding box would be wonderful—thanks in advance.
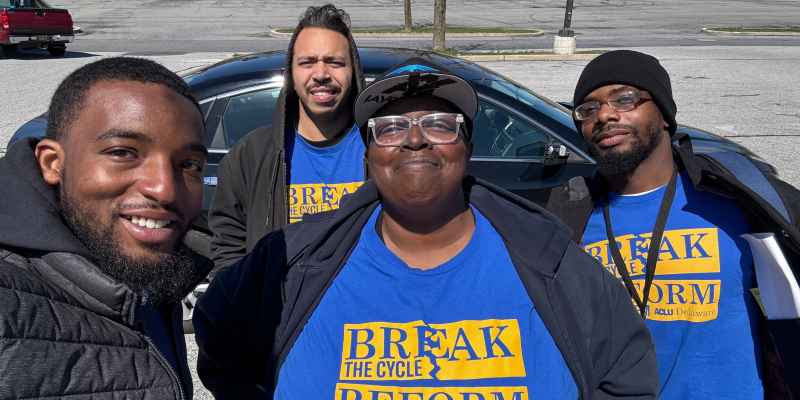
[184,47,494,101]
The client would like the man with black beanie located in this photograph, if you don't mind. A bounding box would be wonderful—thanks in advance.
[547,49,800,399]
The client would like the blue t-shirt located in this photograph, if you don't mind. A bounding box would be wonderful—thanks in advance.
[275,207,577,399]
[581,172,762,399]
[288,125,365,223]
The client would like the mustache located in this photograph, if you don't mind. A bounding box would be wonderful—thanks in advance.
[591,123,636,142]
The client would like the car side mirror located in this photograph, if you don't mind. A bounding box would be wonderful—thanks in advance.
[515,141,547,158]
[543,143,570,166]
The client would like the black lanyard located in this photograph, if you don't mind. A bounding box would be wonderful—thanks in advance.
[602,168,678,318]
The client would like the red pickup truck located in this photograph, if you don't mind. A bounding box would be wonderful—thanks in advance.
[1,0,73,57]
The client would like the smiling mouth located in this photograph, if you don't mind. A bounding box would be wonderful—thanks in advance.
[119,215,181,247]
[121,215,174,229]
[594,129,632,148]
[309,87,340,103]
[397,159,440,169]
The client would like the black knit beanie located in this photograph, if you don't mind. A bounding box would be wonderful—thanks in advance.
[573,50,677,135]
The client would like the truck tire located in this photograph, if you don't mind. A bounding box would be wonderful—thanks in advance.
[1,44,17,57]
[47,44,66,57]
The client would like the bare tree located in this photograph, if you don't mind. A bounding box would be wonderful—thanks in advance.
[403,0,412,32]
[433,0,446,51]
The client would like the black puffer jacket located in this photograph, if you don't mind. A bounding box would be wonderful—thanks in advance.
[0,139,212,399]
[208,27,367,270]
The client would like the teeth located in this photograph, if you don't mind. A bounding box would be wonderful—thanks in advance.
[130,216,170,229]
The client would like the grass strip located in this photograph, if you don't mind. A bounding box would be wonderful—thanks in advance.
[274,25,540,35]
[707,26,800,33]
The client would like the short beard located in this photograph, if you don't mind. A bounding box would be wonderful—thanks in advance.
[59,178,198,306]
[298,86,354,126]
[587,121,662,177]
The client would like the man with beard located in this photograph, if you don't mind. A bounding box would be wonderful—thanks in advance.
[0,57,211,399]
[547,50,800,398]
[209,4,366,269]
[194,58,658,399]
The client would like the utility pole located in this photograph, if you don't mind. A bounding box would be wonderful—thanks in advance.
[559,0,575,37]
[433,0,446,52]
[553,0,576,54]
[404,0,413,32]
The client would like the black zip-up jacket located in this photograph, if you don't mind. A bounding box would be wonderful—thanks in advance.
[0,139,213,399]
[194,177,659,399]
[208,32,367,270]
[546,133,800,398]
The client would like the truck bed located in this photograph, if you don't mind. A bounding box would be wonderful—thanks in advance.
[1,0,73,46]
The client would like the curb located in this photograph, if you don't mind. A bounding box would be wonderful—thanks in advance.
[701,27,800,36]
[267,27,544,39]
[459,52,600,62]
[229,50,600,63]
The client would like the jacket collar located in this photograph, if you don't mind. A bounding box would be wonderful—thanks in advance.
[0,139,91,257]
[31,252,140,323]
[673,132,704,188]
[302,176,572,278]
[29,249,212,325]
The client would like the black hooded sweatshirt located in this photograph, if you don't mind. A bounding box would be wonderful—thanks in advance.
[0,139,212,400]
[208,28,366,270]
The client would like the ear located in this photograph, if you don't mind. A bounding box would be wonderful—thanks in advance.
[35,139,65,186]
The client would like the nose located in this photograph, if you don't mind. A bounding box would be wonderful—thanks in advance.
[138,157,179,206]
[402,125,430,150]
[311,61,331,82]
[595,100,620,124]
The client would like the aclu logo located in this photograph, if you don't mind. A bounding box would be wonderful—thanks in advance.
[633,279,721,322]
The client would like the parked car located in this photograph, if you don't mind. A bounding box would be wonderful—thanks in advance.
[1,0,73,57]
[11,47,776,232]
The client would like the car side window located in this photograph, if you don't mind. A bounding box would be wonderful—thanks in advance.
[471,100,550,159]
[221,88,281,147]
[198,100,213,118]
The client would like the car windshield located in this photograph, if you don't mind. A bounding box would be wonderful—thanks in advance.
[474,72,576,130]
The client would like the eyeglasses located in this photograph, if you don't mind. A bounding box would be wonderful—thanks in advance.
[368,113,464,147]
[574,89,652,121]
